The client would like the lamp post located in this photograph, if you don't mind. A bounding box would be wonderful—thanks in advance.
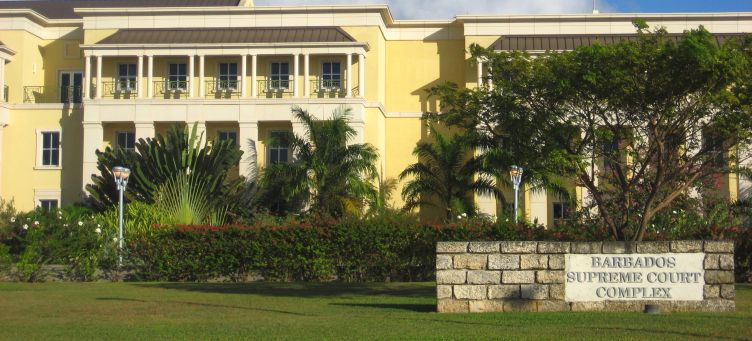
[510,165,523,224]
[112,166,131,267]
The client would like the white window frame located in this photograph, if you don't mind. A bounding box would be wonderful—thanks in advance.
[552,201,571,225]
[217,62,239,91]
[58,70,83,103]
[34,188,61,210]
[267,130,290,165]
[320,61,342,90]
[167,62,188,91]
[218,130,238,145]
[116,131,136,153]
[116,63,137,92]
[36,129,62,169]
[268,61,290,90]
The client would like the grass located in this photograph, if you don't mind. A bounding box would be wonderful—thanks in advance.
[0,282,750,340]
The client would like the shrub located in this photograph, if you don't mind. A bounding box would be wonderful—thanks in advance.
[5,208,116,281]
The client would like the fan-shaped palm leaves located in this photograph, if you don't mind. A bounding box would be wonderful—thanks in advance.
[400,125,501,220]
[259,106,378,217]
[86,123,244,212]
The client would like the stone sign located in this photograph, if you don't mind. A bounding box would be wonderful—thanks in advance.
[565,253,704,302]
[435,241,735,313]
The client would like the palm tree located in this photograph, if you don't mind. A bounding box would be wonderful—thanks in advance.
[259,106,378,217]
[400,125,501,220]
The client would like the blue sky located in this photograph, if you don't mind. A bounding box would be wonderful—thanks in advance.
[609,0,752,13]
[254,0,752,19]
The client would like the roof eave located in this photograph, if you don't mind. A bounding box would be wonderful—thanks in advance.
[81,41,371,51]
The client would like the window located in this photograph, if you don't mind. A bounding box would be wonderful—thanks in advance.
[601,136,619,172]
[218,131,238,145]
[168,63,187,90]
[321,62,341,89]
[39,199,58,211]
[704,130,726,168]
[117,63,137,91]
[552,202,572,225]
[59,71,82,103]
[39,131,61,167]
[34,189,61,209]
[269,62,289,90]
[117,131,136,153]
[268,131,289,164]
[218,63,238,90]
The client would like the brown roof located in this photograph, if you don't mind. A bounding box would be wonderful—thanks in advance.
[491,33,748,51]
[96,27,357,45]
[0,0,240,19]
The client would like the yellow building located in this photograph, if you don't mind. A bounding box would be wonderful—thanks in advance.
[0,1,749,225]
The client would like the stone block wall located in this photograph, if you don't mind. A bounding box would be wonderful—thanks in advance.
[436,241,735,313]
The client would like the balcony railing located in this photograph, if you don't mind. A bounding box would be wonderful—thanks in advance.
[154,80,189,99]
[102,81,138,99]
[206,80,241,99]
[310,79,349,98]
[24,86,82,104]
[259,79,293,99]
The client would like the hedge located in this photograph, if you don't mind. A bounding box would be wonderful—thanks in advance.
[125,216,752,282]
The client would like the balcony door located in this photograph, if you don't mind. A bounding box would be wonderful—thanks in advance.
[59,71,82,103]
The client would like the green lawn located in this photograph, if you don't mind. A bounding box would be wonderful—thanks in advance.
[0,282,750,340]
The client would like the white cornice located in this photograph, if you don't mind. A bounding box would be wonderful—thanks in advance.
[456,12,752,22]
[0,9,82,26]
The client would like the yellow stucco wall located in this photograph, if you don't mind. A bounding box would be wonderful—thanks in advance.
[2,108,83,211]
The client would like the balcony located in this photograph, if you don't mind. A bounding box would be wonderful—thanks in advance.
[81,78,358,101]
[23,86,82,104]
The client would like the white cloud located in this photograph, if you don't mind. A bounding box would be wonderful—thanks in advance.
[253,0,615,19]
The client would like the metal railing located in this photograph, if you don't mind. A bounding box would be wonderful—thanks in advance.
[102,81,138,99]
[23,86,82,103]
[258,79,293,99]
[310,79,347,98]
[206,80,241,99]
[154,80,189,99]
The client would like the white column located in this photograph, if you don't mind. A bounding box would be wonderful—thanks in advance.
[487,66,493,90]
[349,121,365,146]
[137,55,144,99]
[241,54,247,98]
[293,54,300,98]
[303,53,310,97]
[528,188,549,227]
[147,55,154,98]
[199,55,205,98]
[82,122,104,190]
[189,55,195,98]
[83,55,90,99]
[0,58,5,102]
[251,54,258,98]
[346,54,352,98]
[95,55,102,99]
[292,122,307,139]
[194,121,207,146]
[238,121,259,179]
[358,53,365,98]
[740,143,752,200]
[477,59,483,88]
[134,122,155,142]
